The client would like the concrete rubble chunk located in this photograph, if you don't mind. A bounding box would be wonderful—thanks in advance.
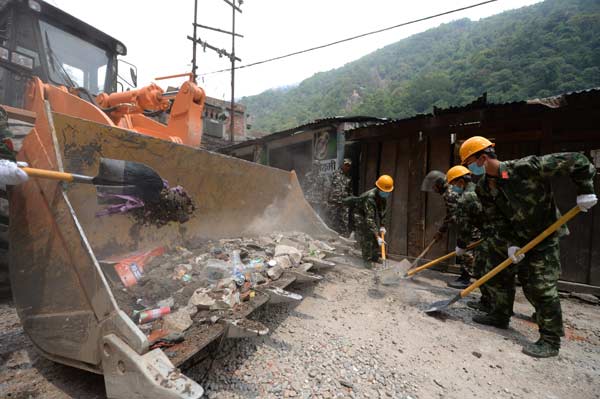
[162,308,193,333]
[275,245,303,265]
[188,288,216,309]
[251,272,267,284]
[210,288,240,310]
[312,240,336,252]
[299,262,313,272]
[267,265,284,280]
[274,255,293,269]
[303,256,335,269]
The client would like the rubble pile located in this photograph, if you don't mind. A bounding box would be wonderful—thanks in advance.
[109,232,354,348]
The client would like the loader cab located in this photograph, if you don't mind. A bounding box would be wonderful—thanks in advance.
[0,0,126,107]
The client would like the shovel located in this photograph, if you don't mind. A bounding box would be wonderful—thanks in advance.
[425,206,581,314]
[377,236,442,285]
[404,239,483,280]
[381,230,388,268]
[373,231,388,285]
[20,158,164,202]
[408,237,439,270]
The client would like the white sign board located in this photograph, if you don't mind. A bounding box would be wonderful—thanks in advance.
[316,159,337,176]
[592,149,600,169]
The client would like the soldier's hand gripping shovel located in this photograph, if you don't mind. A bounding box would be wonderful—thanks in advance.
[425,206,581,314]
[20,158,164,202]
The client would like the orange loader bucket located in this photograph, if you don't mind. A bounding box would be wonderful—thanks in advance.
[10,108,334,399]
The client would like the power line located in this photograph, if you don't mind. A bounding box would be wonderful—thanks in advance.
[198,0,499,76]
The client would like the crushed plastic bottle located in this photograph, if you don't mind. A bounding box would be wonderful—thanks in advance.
[231,250,244,273]
[231,250,246,286]
[204,259,231,282]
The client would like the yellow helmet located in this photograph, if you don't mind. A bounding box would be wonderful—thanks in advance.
[375,174,394,192]
[446,165,471,183]
[459,136,494,165]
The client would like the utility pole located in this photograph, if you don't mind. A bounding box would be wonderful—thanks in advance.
[230,4,236,143]
[191,0,198,81]
[188,0,243,143]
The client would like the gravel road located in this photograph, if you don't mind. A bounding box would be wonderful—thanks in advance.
[1,258,599,399]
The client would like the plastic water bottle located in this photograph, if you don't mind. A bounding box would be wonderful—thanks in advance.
[231,250,245,286]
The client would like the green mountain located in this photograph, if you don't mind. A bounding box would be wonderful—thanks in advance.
[240,0,600,133]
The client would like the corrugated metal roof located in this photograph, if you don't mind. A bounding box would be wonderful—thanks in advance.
[219,116,389,152]
[345,87,600,138]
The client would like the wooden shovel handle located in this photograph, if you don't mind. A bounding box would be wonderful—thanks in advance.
[410,237,439,268]
[460,206,581,298]
[407,239,483,277]
[21,167,74,182]
[381,231,386,260]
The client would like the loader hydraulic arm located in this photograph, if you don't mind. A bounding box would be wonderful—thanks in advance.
[96,83,170,123]
[93,72,206,147]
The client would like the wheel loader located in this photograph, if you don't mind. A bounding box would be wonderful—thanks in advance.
[0,1,337,397]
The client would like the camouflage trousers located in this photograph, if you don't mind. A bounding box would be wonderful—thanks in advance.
[486,235,563,346]
[471,238,504,308]
[326,203,350,237]
[356,228,379,262]
[457,252,475,276]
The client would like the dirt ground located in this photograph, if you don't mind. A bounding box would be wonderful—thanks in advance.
[1,258,599,399]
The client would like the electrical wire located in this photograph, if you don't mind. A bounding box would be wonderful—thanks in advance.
[198,0,499,76]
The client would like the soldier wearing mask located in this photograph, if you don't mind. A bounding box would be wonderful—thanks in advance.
[457,136,597,358]
[343,175,394,267]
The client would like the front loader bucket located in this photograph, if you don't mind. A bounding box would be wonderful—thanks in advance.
[9,107,334,398]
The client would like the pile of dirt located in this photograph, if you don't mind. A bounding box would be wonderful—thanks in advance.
[132,185,195,227]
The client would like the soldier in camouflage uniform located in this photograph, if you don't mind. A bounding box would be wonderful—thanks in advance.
[421,170,474,288]
[449,166,496,313]
[326,159,352,236]
[343,175,394,266]
[302,162,327,218]
[458,136,597,358]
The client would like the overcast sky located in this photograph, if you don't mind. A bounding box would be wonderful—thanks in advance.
[50,0,543,99]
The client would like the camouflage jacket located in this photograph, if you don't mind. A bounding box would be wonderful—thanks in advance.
[439,185,459,233]
[344,188,388,237]
[454,182,489,247]
[327,169,351,205]
[475,153,596,246]
[302,168,326,204]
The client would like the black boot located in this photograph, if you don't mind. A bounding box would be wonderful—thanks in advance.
[522,338,559,358]
[472,314,509,329]
[447,269,471,289]
[467,300,492,313]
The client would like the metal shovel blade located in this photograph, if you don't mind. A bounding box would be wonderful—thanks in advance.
[95,184,139,204]
[94,158,164,202]
[425,294,461,314]
[378,259,412,285]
